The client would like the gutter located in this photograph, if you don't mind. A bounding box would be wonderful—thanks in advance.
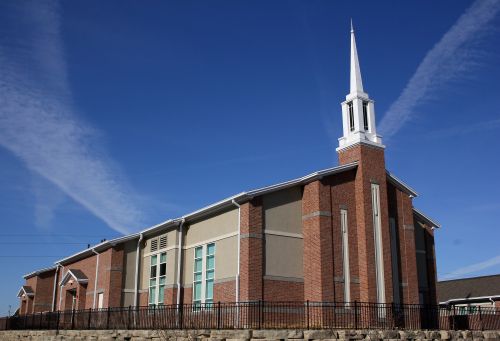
[176,219,185,306]
[134,233,144,307]
[232,199,241,303]
[91,249,100,309]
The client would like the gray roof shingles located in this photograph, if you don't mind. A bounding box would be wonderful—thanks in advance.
[438,274,500,303]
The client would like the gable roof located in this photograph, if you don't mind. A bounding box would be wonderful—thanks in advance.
[17,286,34,298]
[438,274,500,303]
[60,269,89,286]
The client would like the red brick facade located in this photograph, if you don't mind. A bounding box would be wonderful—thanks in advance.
[19,144,438,312]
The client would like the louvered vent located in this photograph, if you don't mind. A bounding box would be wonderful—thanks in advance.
[150,239,158,252]
[159,235,167,250]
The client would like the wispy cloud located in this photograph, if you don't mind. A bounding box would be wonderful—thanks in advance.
[441,254,500,280]
[426,118,500,140]
[379,0,500,139]
[0,1,146,234]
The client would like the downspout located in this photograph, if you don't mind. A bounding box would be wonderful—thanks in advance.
[176,219,185,306]
[58,265,65,311]
[134,233,144,307]
[92,249,100,309]
[51,265,60,311]
[231,200,241,303]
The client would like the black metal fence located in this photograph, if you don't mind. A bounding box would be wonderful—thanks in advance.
[1,301,499,331]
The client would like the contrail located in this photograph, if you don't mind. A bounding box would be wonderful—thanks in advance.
[379,0,500,138]
[0,1,145,234]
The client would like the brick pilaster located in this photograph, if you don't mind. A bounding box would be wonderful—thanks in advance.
[396,191,419,304]
[302,180,334,302]
[424,226,438,305]
[239,198,263,301]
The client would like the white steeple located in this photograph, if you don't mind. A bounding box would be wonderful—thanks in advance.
[337,22,384,152]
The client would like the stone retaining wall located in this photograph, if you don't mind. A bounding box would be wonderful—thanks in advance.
[0,329,499,341]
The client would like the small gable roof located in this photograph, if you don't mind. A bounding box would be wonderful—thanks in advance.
[438,274,500,304]
[413,207,441,228]
[60,269,89,286]
[17,286,34,298]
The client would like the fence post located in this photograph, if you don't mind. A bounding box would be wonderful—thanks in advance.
[153,305,156,329]
[306,300,310,329]
[106,307,110,330]
[179,304,184,330]
[452,305,456,330]
[258,300,262,329]
[87,308,92,329]
[56,311,60,332]
[217,302,221,330]
[354,301,358,330]
[47,311,51,330]
[39,312,42,329]
[71,309,75,330]
[478,306,483,331]
[127,306,131,330]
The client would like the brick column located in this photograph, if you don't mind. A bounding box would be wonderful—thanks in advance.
[338,144,393,304]
[239,198,263,301]
[396,191,419,305]
[100,247,125,308]
[302,180,334,302]
[424,226,438,305]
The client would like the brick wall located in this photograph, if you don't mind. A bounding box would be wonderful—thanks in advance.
[213,280,236,302]
[263,279,304,301]
[338,143,394,304]
[239,198,264,301]
[302,180,334,302]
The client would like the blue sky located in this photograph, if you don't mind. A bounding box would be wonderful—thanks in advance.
[0,0,499,315]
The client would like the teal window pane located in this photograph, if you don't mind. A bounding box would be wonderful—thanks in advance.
[206,280,213,299]
[159,276,166,285]
[195,246,203,259]
[207,255,215,270]
[206,270,214,280]
[194,258,202,272]
[207,243,215,255]
[150,278,156,287]
[150,265,157,279]
[194,273,202,282]
[158,285,165,303]
[149,287,156,304]
[194,282,202,301]
[160,252,167,263]
[151,255,157,265]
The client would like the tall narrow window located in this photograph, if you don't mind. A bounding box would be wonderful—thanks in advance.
[193,246,203,307]
[149,252,167,306]
[348,102,355,132]
[340,209,350,303]
[149,255,157,306]
[371,183,386,306]
[362,101,369,131]
[389,218,401,305]
[193,243,216,308]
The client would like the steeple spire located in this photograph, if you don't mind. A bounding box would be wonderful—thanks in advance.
[350,20,364,95]
[336,22,384,153]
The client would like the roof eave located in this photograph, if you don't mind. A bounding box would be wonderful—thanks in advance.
[386,171,418,197]
[413,207,442,228]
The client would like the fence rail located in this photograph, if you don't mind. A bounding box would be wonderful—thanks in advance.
[1,301,499,331]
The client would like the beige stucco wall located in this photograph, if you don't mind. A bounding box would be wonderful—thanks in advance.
[122,240,138,290]
[265,234,303,278]
[263,186,302,235]
[184,208,238,246]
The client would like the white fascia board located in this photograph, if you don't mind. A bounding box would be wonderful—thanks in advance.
[440,295,500,305]
[386,171,419,197]
[55,233,140,266]
[413,207,442,229]
[23,265,57,280]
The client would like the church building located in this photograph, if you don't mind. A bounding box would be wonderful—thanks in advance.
[17,26,441,315]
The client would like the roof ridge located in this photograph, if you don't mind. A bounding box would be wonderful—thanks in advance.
[439,273,500,283]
